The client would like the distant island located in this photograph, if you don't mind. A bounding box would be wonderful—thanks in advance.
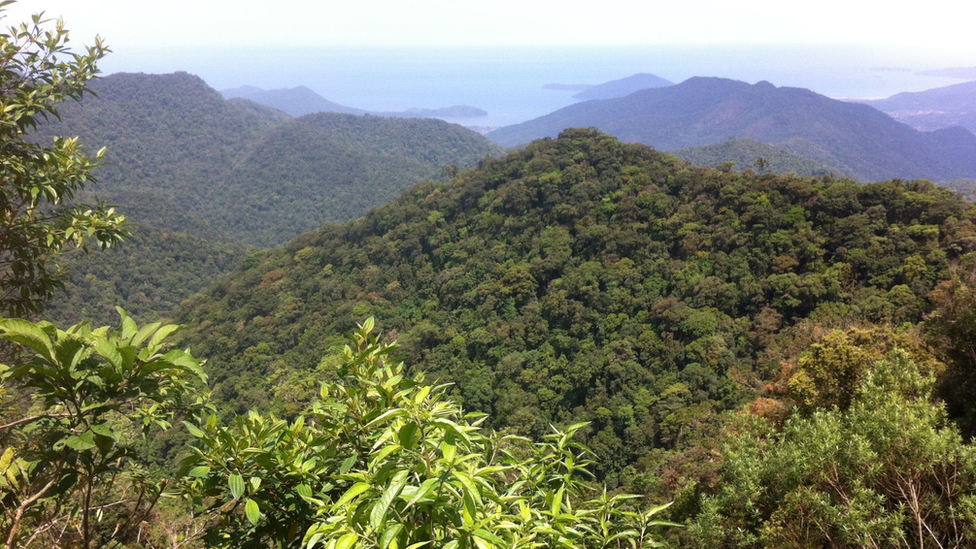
[220,85,488,120]
[917,66,976,79]
[572,72,674,100]
[542,83,594,91]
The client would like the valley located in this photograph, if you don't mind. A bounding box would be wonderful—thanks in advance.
[5,8,976,546]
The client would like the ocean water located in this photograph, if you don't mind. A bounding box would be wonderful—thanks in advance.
[103,44,973,128]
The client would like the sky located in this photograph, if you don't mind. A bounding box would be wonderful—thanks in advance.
[2,0,975,51]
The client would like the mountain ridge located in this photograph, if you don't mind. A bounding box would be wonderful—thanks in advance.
[487,77,976,182]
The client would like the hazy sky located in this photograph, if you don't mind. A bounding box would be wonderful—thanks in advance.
[3,0,974,51]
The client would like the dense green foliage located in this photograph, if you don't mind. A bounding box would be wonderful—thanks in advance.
[487,78,976,182]
[43,224,245,327]
[208,113,504,247]
[0,10,127,318]
[177,129,976,492]
[181,320,675,549]
[38,72,501,326]
[671,137,849,178]
[37,73,504,247]
[0,312,208,549]
[690,332,976,548]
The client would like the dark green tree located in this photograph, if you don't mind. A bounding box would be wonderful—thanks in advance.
[0,4,127,318]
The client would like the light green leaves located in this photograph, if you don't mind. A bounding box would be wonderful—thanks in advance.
[370,470,409,530]
[229,474,245,499]
[185,319,676,549]
[245,498,261,525]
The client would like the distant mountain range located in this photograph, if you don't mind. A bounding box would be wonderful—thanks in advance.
[221,85,487,120]
[572,73,673,100]
[853,80,976,134]
[487,77,976,182]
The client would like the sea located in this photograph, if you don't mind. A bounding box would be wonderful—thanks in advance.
[101,44,974,129]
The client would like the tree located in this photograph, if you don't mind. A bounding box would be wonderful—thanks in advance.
[691,347,976,549]
[0,4,128,318]
[0,310,209,549]
[181,319,677,549]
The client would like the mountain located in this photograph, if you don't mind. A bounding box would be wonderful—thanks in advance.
[221,85,366,117]
[175,129,976,484]
[38,72,503,247]
[487,77,976,182]
[672,137,851,178]
[202,112,504,246]
[44,224,246,327]
[37,72,502,324]
[221,85,488,120]
[572,73,674,100]
[854,80,976,133]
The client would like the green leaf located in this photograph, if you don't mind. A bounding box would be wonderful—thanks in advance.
[229,474,245,499]
[183,421,205,438]
[0,318,54,362]
[148,324,181,351]
[64,431,96,451]
[334,482,371,507]
[380,523,403,549]
[402,478,439,510]
[551,485,565,517]
[245,498,261,525]
[365,408,405,428]
[473,530,505,546]
[0,448,14,472]
[339,453,357,474]
[130,321,161,348]
[397,423,419,449]
[336,532,358,549]
[94,337,123,370]
[453,471,481,504]
[90,422,115,440]
[431,418,471,445]
[187,466,211,478]
[370,470,408,530]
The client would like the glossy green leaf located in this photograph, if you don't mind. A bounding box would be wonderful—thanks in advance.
[229,474,245,499]
[370,470,408,530]
[380,523,403,549]
[188,466,211,478]
[245,498,261,525]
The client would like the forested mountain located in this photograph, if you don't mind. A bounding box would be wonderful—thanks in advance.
[44,224,245,326]
[487,77,976,182]
[38,72,503,246]
[671,137,850,178]
[855,79,976,133]
[176,129,976,495]
[38,72,502,324]
[572,73,674,100]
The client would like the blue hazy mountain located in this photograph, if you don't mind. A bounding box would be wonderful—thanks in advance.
[854,80,976,134]
[487,77,976,182]
[221,85,487,120]
[572,73,674,100]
